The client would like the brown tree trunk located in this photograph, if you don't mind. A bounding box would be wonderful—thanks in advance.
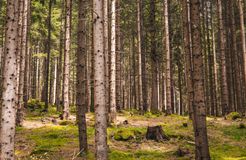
[238,0,246,115]
[55,0,64,111]
[16,0,29,126]
[217,0,229,116]
[77,0,88,153]
[182,0,193,119]
[190,0,210,159]
[150,0,158,113]
[164,0,173,114]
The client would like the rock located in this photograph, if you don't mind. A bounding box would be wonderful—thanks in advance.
[146,125,169,142]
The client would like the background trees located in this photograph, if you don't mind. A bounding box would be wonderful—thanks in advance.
[0,0,246,159]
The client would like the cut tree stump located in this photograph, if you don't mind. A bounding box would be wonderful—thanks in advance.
[146,125,169,142]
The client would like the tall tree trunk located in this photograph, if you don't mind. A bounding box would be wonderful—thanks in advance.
[182,0,193,119]
[0,0,19,158]
[110,0,117,123]
[77,0,88,153]
[164,0,173,114]
[116,0,121,111]
[16,0,29,126]
[104,0,109,120]
[238,0,246,115]
[44,0,53,111]
[137,0,143,111]
[150,0,158,113]
[93,0,108,159]
[190,0,210,159]
[62,0,72,119]
[217,0,229,116]
[55,0,64,111]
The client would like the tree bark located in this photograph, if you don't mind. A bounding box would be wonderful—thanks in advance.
[190,0,210,159]
[16,0,29,126]
[217,0,229,116]
[110,0,117,123]
[93,0,108,158]
[77,0,88,153]
[62,0,72,119]
[55,0,64,111]
[238,0,246,114]
[164,0,173,114]
[150,0,159,113]
[0,0,19,159]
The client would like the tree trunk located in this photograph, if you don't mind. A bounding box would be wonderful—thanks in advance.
[150,0,158,113]
[164,0,173,114]
[116,0,121,111]
[44,0,53,111]
[238,0,246,115]
[182,0,193,119]
[217,0,229,116]
[0,0,19,159]
[190,0,210,159]
[93,0,108,159]
[55,0,64,111]
[16,0,29,126]
[110,0,117,123]
[137,0,143,111]
[62,0,72,119]
[77,0,88,153]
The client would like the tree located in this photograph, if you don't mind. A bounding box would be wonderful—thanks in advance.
[238,0,246,115]
[150,0,159,112]
[190,0,210,159]
[110,0,117,123]
[93,0,108,159]
[164,0,173,115]
[0,0,19,159]
[55,0,64,111]
[62,0,72,119]
[182,0,193,118]
[217,0,229,116]
[77,0,88,153]
[137,0,143,111]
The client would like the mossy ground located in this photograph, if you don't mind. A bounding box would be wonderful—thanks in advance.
[15,107,246,160]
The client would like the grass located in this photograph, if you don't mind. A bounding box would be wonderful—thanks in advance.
[15,107,246,160]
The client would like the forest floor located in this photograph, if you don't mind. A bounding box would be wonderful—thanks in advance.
[15,106,246,160]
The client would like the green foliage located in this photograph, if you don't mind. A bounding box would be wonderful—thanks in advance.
[227,112,241,120]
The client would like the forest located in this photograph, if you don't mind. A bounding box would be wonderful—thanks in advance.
[0,0,246,159]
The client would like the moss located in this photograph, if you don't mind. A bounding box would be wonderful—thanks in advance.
[223,125,246,141]
[59,120,74,126]
[113,129,143,141]
[110,127,146,141]
[226,112,241,120]
[109,150,175,160]
[210,144,246,160]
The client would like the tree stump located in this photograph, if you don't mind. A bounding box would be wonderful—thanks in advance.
[146,125,169,142]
